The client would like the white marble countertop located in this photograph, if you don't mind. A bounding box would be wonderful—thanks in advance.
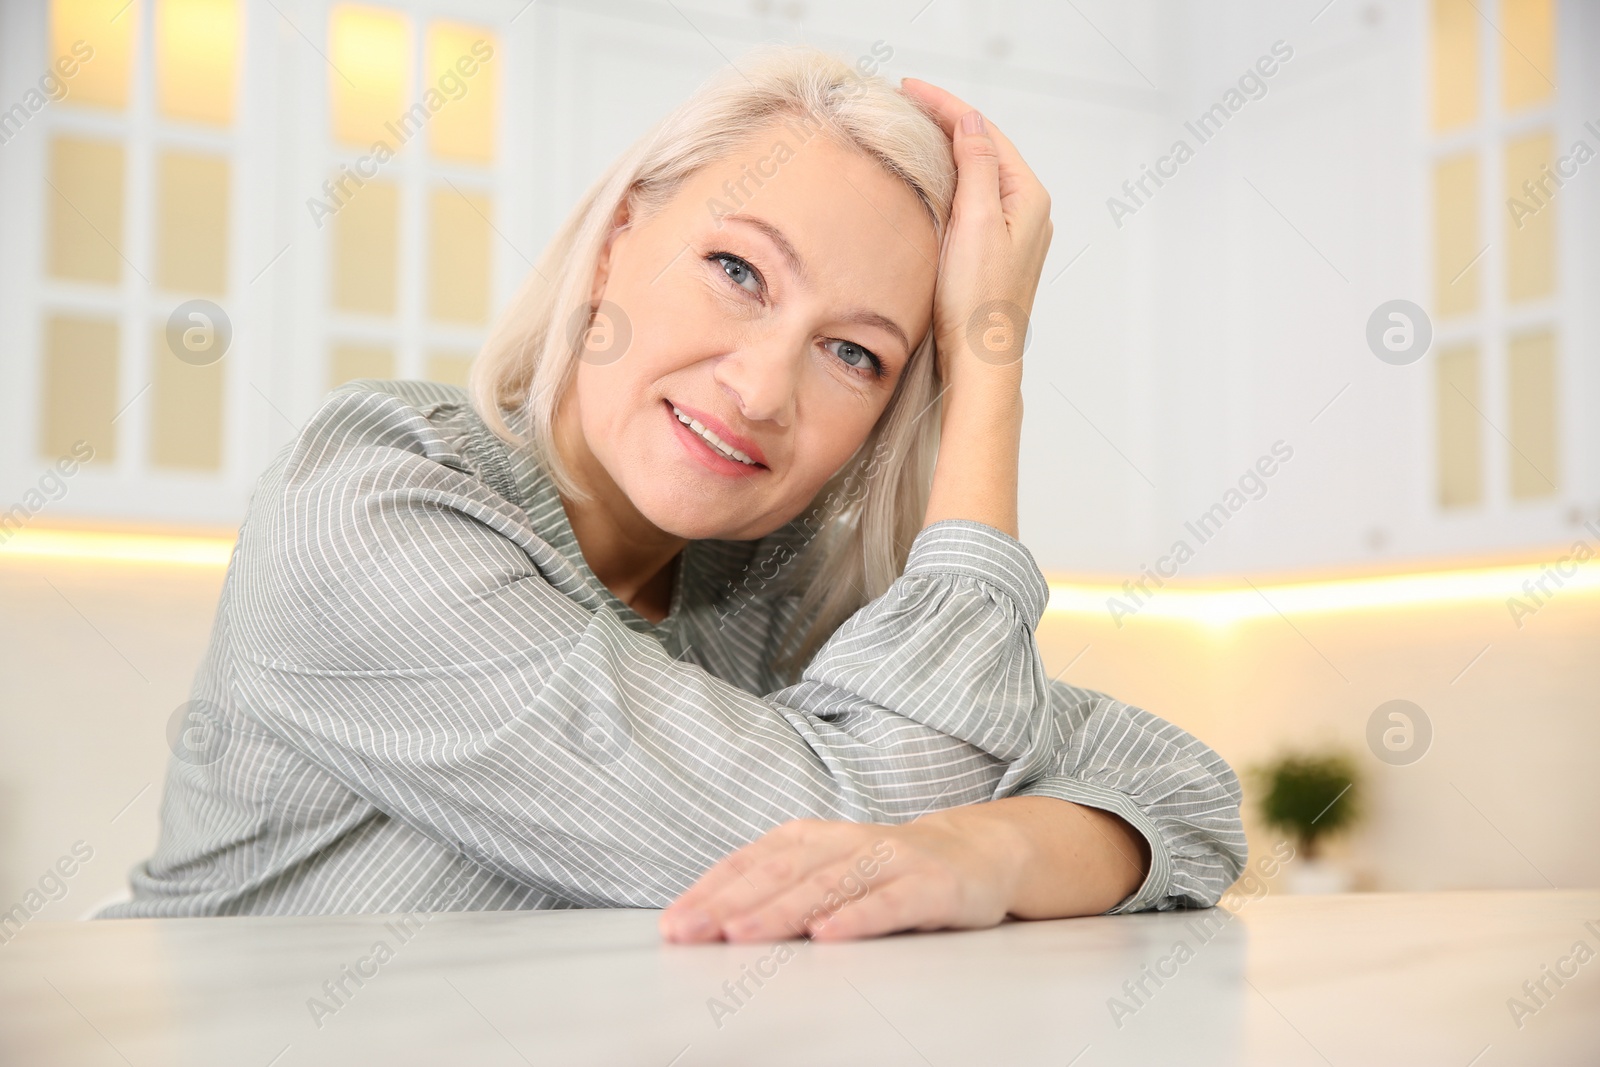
[2,890,1596,1066]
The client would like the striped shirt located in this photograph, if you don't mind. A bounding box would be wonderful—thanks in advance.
[100,379,1246,920]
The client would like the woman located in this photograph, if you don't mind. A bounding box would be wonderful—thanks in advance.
[104,47,1246,942]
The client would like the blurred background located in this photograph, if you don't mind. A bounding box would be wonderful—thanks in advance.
[0,0,1594,918]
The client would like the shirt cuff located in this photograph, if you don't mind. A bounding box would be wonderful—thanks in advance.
[902,520,1051,630]
[1010,775,1175,914]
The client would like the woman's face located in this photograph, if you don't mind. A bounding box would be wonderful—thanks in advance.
[563,121,939,542]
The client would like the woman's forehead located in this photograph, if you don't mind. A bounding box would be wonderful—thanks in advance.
[669,127,938,303]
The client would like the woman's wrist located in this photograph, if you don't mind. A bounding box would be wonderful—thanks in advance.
[923,373,1023,536]
[918,796,1151,919]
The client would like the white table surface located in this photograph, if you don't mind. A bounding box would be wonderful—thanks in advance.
[2,890,1596,1066]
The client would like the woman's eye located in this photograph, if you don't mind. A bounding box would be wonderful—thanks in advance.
[826,339,883,377]
[711,253,762,296]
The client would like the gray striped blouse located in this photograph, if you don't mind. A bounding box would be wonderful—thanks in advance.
[100,379,1246,921]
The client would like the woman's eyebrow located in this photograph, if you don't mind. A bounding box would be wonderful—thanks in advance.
[721,212,911,353]
[836,309,910,354]
[722,213,809,286]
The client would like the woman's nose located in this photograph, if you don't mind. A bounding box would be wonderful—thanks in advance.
[712,336,804,427]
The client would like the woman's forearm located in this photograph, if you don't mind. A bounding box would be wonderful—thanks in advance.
[922,374,1024,537]
[917,795,1152,918]
[922,364,1153,919]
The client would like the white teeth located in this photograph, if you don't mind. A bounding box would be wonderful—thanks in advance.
[671,405,758,466]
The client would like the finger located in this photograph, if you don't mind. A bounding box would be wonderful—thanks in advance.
[662,825,832,915]
[900,77,1041,195]
[710,829,862,907]
[660,849,779,941]
[661,824,851,940]
[947,106,1003,227]
[805,877,947,941]
[664,844,767,916]
[719,860,899,943]
[690,847,829,931]
[899,77,981,140]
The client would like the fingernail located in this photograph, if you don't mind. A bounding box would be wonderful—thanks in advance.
[666,909,712,938]
[961,109,985,135]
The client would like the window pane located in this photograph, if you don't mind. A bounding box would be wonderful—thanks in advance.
[1507,330,1558,499]
[1430,0,1477,131]
[156,0,239,125]
[149,326,224,470]
[41,315,118,462]
[156,150,230,295]
[426,23,496,162]
[329,342,394,389]
[51,0,135,111]
[426,349,474,387]
[1432,152,1479,318]
[1500,0,1555,112]
[329,5,411,150]
[428,187,491,324]
[1505,131,1556,303]
[1435,343,1482,509]
[47,136,125,284]
[331,178,399,315]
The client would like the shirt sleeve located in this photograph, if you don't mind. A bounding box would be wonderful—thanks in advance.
[234,388,1244,911]
[880,524,1248,913]
[997,684,1249,913]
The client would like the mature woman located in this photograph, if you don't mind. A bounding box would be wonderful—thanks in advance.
[105,47,1246,942]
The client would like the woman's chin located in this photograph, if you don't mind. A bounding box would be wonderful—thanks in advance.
[636,497,779,543]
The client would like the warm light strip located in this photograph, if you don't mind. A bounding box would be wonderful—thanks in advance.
[1047,558,1600,626]
[6,527,1598,621]
[0,527,235,568]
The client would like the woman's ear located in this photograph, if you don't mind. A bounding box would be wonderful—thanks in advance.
[590,197,634,306]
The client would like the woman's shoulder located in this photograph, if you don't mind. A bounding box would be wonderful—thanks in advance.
[287,377,481,462]
[233,378,548,588]
[272,378,527,505]
[229,381,592,663]
[323,376,472,416]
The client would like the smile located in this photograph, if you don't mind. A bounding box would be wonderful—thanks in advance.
[669,403,761,467]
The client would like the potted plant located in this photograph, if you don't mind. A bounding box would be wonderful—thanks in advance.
[1252,751,1361,894]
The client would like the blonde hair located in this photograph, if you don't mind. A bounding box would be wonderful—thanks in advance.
[469,44,955,670]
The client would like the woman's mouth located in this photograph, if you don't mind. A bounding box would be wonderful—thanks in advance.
[664,400,768,475]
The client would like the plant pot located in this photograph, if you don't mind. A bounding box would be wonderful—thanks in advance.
[1284,856,1352,894]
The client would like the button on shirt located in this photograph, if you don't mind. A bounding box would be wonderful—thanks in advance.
[101,379,1247,920]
